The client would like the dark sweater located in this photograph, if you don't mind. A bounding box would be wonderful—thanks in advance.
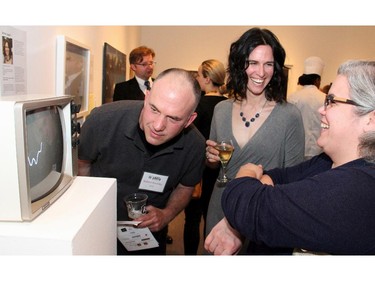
[222,153,375,254]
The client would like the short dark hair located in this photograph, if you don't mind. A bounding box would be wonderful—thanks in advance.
[298,74,321,86]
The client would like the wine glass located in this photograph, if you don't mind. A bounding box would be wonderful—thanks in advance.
[215,139,234,185]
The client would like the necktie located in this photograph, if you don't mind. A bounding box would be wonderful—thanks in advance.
[144,80,151,91]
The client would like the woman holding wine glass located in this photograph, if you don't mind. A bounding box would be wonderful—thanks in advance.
[205,27,305,255]
[215,139,234,185]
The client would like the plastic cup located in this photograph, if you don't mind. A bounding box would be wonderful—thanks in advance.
[124,193,148,219]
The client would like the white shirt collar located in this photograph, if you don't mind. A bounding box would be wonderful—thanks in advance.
[135,76,151,93]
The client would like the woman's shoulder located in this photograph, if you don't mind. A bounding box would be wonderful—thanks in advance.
[214,98,234,109]
[268,101,304,129]
[212,98,234,117]
[276,101,303,116]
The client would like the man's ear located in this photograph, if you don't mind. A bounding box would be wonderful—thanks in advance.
[364,110,375,132]
[144,89,150,98]
[185,112,197,128]
[130,63,137,73]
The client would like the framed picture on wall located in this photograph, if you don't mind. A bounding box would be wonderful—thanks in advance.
[102,42,126,104]
[56,35,91,118]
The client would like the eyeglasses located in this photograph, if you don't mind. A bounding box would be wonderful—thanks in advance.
[134,61,156,67]
[324,94,361,110]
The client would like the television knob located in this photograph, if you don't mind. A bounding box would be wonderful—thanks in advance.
[71,121,81,134]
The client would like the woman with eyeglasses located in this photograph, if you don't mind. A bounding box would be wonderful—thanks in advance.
[205,60,375,255]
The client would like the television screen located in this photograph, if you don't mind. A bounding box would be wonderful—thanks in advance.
[0,95,80,221]
[26,105,64,202]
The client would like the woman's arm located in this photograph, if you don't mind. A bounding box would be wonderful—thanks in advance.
[235,163,274,186]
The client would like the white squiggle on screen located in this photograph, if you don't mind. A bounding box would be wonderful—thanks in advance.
[27,142,43,166]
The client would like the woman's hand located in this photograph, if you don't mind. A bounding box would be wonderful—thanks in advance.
[205,139,220,168]
[204,218,243,255]
[235,163,264,180]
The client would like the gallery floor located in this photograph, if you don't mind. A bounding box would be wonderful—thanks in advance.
[166,211,205,255]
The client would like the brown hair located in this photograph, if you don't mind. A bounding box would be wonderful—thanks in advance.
[129,46,155,64]
[201,59,227,95]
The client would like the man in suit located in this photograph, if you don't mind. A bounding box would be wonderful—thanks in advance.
[113,46,156,101]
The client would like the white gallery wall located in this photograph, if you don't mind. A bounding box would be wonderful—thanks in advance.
[16,26,140,108]
[141,26,375,95]
[6,25,375,111]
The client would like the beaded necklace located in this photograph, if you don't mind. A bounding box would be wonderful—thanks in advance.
[239,100,267,127]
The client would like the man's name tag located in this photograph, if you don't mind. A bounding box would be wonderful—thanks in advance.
[139,172,168,193]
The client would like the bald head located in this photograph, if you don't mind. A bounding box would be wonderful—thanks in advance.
[140,68,201,146]
[153,68,202,113]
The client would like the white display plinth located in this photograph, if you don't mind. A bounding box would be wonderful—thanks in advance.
[0,176,117,255]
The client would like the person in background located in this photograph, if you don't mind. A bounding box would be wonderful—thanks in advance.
[321,83,332,94]
[205,27,305,255]
[113,45,155,101]
[78,68,206,255]
[205,60,375,255]
[3,37,13,64]
[288,56,327,159]
[183,59,228,255]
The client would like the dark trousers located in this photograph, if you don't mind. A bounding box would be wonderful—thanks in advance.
[117,226,168,255]
[183,166,219,255]
[184,198,202,255]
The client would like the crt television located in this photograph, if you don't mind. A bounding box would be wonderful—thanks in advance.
[0,95,80,221]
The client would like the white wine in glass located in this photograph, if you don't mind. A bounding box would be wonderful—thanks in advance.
[215,139,234,185]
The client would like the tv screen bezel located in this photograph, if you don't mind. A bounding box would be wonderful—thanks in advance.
[14,95,75,220]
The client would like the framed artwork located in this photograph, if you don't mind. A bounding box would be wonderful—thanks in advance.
[56,35,91,118]
[102,42,126,104]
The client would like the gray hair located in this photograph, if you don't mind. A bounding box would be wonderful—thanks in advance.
[340,60,375,162]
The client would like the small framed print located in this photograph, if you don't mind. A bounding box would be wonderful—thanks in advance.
[56,35,91,118]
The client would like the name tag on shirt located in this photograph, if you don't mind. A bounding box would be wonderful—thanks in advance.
[139,172,168,193]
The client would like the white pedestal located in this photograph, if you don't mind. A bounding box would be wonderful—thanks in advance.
[0,176,117,255]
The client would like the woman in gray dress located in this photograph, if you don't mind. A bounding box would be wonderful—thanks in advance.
[205,27,305,255]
